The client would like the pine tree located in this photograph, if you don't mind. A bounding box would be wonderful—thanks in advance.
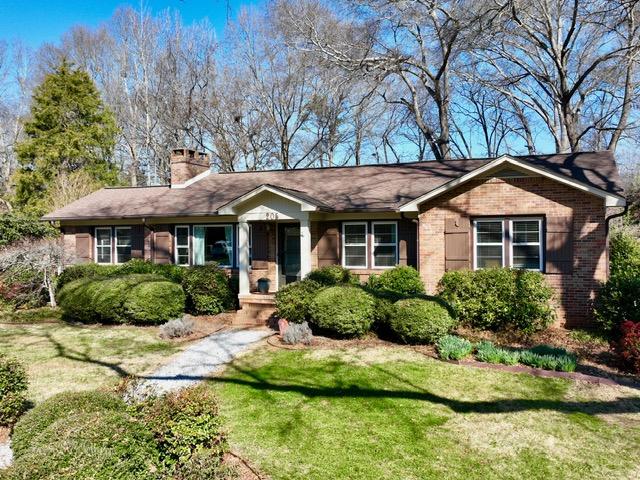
[13,60,118,214]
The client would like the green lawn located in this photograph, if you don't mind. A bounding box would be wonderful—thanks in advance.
[0,322,182,402]
[211,346,640,480]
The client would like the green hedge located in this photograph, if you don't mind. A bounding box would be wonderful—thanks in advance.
[367,266,425,300]
[390,298,455,344]
[310,286,374,338]
[274,279,322,323]
[438,268,555,333]
[0,353,28,427]
[58,274,185,324]
[181,264,236,315]
[306,265,358,287]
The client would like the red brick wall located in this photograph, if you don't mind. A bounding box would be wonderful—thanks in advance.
[418,176,608,327]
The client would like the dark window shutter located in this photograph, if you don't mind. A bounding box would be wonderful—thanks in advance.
[398,219,417,267]
[251,223,269,269]
[317,221,340,266]
[75,227,92,262]
[131,225,144,259]
[154,225,172,264]
[545,216,573,274]
[444,217,470,271]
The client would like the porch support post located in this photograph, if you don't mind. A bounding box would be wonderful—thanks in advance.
[238,217,250,295]
[300,215,311,279]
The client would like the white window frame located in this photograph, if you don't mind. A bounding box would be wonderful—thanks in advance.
[371,221,398,269]
[114,227,132,264]
[473,219,505,270]
[174,225,190,266]
[342,221,368,269]
[200,224,234,268]
[509,218,543,271]
[94,227,113,265]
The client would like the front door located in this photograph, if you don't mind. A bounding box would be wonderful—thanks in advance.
[278,223,301,286]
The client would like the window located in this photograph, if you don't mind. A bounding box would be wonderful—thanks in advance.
[342,222,367,268]
[192,225,233,267]
[473,218,543,271]
[175,226,190,266]
[95,227,112,264]
[474,220,504,268]
[511,219,542,270]
[372,222,398,268]
[115,227,132,263]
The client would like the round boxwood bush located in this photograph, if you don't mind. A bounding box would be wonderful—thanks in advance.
[0,353,28,427]
[10,411,161,480]
[123,280,186,324]
[181,264,235,315]
[306,265,358,287]
[367,266,425,299]
[390,298,455,344]
[11,390,126,458]
[310,286,374,338]
[274,279,321,323]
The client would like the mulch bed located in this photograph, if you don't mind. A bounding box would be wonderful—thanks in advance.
[172,313,235,342]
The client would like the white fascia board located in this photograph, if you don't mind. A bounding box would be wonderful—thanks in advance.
[398,156,626,212]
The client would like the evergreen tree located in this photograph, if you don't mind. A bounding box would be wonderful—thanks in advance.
[13,60,118,214]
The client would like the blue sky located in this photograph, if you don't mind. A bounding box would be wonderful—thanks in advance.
[0,0,262,47]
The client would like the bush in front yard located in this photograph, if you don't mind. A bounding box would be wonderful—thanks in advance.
[306,265,358,287]
[389,298,455,344]
[594,272,640,335]
[612,321,640,373]
[366,266,425,299]
[438,268,555,333]
[124,281,185,324]
[11,390,126,458]
[609,229,640,277]
[274,279,322,322]
[310,286,374,338]
[181,264,235,315]
[55,262,120,292]
[0,353,28,427]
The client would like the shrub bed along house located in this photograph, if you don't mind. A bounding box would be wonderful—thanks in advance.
[438,268,555,334]
[310,286,375,338]
[57,274,185,324]
[181,264,236,315]
[366,266,425,299]
[274,279,322,323]
[0,353,28,427]
[306,265,358,287]
[389,297,456,344]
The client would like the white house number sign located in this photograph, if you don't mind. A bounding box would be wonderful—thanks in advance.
[265,212,279,220]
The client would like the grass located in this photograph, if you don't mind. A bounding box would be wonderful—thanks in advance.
[0,321,182,402]
[0,306,63,324]
[569,329,609,345]
[210,346,640,480]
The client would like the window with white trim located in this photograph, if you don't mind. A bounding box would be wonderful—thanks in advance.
[95,227,112,264]
[175,226,190,266]
[474,220,504,268]
[511,219,542,270]
[114,227,132,263]
[372,221,398,268]
[342,222,367,268]
[193,225,234,267]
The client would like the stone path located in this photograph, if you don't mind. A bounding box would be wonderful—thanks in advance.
[0,441,12,469]
[128,327,273,401]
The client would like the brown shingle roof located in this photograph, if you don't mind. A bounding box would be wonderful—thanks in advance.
[42,151,624,221]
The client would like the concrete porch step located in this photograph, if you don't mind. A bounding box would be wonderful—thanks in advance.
[235,293,277,326]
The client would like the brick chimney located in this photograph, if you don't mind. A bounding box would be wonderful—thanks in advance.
[170,148,210,186]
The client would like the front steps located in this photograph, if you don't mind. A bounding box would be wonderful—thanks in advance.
[235,293,276,326]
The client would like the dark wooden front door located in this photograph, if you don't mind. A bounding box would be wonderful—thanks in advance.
[278,223,301,286]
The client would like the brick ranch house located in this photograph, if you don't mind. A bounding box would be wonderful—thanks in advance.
[43,148,626,327]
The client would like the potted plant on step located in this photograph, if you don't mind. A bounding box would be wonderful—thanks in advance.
[257,277,270,294]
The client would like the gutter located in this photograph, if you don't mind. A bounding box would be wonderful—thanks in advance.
[605,204,629,237]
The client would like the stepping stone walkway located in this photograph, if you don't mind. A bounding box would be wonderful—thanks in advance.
[0,441,12,469]
[128,327,273,401]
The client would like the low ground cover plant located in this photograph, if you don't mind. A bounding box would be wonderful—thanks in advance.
[310,286,375,338]
[473,341,577,372]
[160,316,196,339]
[475,341,520,365]
[438,268,555,333]
[436,335,473,360]
[0,353,28,426]
[58,274,185,324]
[390,297,455,344]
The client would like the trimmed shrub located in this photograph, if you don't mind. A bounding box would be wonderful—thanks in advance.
[55,262,120,292]
[310,286,374,338]
[282,321,313,345]
[181,264,235,315]
[366,266,425,300]
[612,320,640,373]
[9,410,161,479]
[436,335,473,360]
[275,279,321,323]
[132,386,226,466]
[594,272,640,334]
[389,297,455,344]
[609,229,640,277]
[160,317,196,339]
[11,390,125,458]
[0,353,28,426]
[306,265,358,287]
[438,268,555,333]
[475,341,519,365]
[124,280,185,324]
